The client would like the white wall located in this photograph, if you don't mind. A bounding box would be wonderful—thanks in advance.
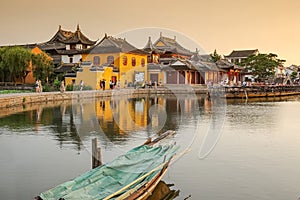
[62,54,82,64]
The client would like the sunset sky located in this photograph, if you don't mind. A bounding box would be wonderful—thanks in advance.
[1,0,299,66]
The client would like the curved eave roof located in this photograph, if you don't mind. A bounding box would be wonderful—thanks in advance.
[63,30,96,45]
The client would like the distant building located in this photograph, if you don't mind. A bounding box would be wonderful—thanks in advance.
[224,49,260,82]
[224,49,259,64]
[40,25,96,66]
[215,59,243,85]
[143,33,211,85]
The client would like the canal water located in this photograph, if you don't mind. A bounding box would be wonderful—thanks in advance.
[0,94,300,200]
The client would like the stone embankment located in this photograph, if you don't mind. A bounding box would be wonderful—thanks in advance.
[223,85,300,98]
[0,85,208,109]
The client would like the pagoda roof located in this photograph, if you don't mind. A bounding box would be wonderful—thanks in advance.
[87,34,147,54]
[47,25,96,45]
[48,25,74,43]
[63,25,96,45]
[153,33,193,56]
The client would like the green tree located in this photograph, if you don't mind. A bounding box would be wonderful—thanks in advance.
[241,53,285,81]
[32,53,54,84]
[290,71,298,80]
[0,46,32,83]
[210,49,222,63]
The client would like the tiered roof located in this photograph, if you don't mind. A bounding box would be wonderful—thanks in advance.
[48,25,74,43]
[47,25,96,45]
[63,25,96,45]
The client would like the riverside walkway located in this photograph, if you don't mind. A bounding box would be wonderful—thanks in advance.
[0,85,208,109]
[1,84,300,110]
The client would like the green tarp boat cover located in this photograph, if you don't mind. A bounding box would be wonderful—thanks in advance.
[39,144,179,200]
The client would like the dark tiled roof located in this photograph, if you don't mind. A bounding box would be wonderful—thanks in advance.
[87,34,147,54]
[216,59,244,70]
[54,63,78,73]
[64,73,77,77]
[153,34,193,56]
[56,49,83,55]
[47,25,95,46]
[63,25,96,45]
[225,49,258,58]
[38,42,66,51]
[143,37,164,54]
[191,53,211,62]
[48,25,74,43]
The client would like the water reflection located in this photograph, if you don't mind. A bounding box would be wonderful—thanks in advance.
[1,94,300,199]
[0,94,211,152]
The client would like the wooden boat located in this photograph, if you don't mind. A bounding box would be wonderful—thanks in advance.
[146,181,179,200]
[35,130,178,200]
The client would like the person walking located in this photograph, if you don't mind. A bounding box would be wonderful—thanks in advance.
[35,80,39,93]
[80,80,83,91]
[38,80,43,93]
[60,81,65,93]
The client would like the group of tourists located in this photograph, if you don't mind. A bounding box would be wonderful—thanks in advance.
[100,79,120,90]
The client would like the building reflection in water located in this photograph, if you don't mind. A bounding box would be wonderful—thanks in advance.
[70,94,211,147]
[0,94,212,152]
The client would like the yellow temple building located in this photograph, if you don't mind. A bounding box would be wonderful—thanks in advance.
[65,34,148,89]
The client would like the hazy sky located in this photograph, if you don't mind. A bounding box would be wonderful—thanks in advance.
[1,0,299,66]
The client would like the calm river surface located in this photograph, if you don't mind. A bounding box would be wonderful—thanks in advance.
[0,93,300,200]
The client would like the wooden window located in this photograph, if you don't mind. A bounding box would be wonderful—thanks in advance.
[93,56,100,66]
[132,57,136,66]
[141,58,145,67]
[123,56,127,66]
[107,56,114,64]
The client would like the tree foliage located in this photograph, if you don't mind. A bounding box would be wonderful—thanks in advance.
[32,53,54,84]
[241,53,285,81]
[0,46,32,83]
[0,46,54,84]
[210,49,222,63]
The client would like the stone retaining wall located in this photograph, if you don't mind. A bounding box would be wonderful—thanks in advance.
[0,85,208,109]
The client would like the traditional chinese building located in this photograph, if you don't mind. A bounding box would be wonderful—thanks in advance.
[143,34,216,85]
[215,59,243,85]
[224,49,259,64]
[39,25,96,66]
[65,34,148,89]
[224,49,260,83]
